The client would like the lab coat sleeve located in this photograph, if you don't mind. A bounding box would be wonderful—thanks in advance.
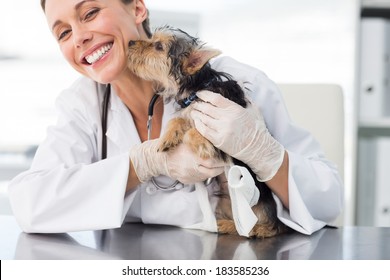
[8,80,132,233]
[211,57,344,235]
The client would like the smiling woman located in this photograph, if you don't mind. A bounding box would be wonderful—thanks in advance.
[41,0,151,84]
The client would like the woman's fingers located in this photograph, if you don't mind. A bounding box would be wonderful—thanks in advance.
[196,90,235,108]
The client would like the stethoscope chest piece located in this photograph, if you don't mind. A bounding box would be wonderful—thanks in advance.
[145,177,183,195]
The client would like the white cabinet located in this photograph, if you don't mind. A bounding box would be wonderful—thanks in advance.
[357,137,390,226]
[359,18,390,120]
[357,2,390,226]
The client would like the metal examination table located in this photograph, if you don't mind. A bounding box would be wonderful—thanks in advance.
[1,215,389,260]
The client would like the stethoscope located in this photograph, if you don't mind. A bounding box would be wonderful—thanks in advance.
[102,84,199,192]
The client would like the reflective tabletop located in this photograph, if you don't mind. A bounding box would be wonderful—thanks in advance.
[1,215,390,260]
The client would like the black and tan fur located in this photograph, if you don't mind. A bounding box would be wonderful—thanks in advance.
[127,26,288,238]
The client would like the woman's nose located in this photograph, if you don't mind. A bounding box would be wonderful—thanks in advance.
[73,28,93,48]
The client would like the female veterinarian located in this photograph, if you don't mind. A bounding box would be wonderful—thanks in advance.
[8,0,343,235]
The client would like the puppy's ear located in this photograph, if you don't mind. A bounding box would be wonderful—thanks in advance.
[182,48,221,75]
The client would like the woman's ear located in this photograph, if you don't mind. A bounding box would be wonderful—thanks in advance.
[134,0,148,24]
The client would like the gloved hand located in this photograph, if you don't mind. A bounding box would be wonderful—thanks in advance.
[191,90,285,181]
[129,139,226,184]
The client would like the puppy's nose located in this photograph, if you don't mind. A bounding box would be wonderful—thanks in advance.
[128,40,136,47]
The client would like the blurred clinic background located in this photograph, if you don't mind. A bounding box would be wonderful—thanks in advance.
[1,0,390,227]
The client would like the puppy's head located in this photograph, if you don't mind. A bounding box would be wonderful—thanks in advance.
[127,26,221,99]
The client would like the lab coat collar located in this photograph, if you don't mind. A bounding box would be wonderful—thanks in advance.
[104,89,178,154]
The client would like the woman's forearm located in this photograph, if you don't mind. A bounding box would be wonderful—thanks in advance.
[126,159,142,193]
[265,151,289,209]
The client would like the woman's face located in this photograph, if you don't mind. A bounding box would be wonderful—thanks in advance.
[45,0,147,83]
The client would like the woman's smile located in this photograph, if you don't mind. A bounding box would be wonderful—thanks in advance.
[82,42,113,65]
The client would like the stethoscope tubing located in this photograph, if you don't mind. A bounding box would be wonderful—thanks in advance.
[101,84,111,160]
[101,84,180,191]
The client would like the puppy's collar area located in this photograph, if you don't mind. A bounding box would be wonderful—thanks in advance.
[177,76,218,108]
[178,92,198,108]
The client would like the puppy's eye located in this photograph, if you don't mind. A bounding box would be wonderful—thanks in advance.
[154,42,164,51]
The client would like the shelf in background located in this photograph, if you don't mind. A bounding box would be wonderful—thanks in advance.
[359,118,390,136]
[362,7,390,18]
[362,0,390,17]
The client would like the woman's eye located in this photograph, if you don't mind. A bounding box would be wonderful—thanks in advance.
[58,30,71,41]
[84,8,99,21]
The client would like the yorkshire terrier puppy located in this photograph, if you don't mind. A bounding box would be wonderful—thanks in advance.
[127,26,288,238]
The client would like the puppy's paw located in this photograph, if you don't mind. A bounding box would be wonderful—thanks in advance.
[248,224,278,238]
[158,118,190,152]
[217,219,239,235]
[158,131,183,152]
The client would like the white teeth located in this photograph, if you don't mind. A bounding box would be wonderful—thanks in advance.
[85,43,112,64]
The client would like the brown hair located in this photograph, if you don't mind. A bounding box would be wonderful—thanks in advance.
[40,0,152,38]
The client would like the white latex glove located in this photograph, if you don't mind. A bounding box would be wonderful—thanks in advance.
[191,90,285,181]
[129,139,226,184]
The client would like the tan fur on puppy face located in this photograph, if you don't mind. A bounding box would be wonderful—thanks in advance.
[128,31,176,94]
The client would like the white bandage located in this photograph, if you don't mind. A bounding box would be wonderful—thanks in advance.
[227,165,260,237]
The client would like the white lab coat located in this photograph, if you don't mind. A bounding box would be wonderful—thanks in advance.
[8,56,343,234]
